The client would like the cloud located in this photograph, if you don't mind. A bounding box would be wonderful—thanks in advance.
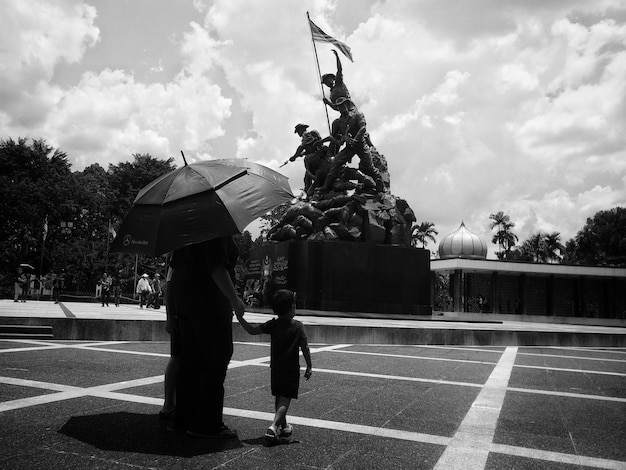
[0,0,99,126]
[44,68,232,167]
[1,0,624,253]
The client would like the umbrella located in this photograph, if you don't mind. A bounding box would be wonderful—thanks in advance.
[110,158,294,256]
[19,263,35,271]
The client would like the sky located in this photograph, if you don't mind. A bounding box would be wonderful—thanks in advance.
[2,0,626,257]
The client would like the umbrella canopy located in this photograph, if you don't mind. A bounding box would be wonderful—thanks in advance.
[19,263,35,271]
[110,159,294,256]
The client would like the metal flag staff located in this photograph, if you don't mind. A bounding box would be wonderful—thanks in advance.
[306,11,332,136]
[306,12,354,135]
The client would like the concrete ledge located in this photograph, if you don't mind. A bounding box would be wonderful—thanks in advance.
[1,317,624,347]
[440,311,626,327]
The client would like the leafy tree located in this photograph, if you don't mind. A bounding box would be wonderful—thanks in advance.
[433,272,452,311]
[411,221,438,248]
[233,230,253,263]
[506,231,563,264]
[489,211,518,258]
[563,207,626,267]
[0,138,74,275]
[107,153,176,221]
[105,154,176,286]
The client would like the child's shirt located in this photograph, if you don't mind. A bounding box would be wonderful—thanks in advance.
[261,317,308,373]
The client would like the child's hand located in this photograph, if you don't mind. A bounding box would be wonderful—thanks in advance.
[304,367,312,380]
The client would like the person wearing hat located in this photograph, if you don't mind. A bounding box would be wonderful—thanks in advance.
[322,50,352,112]
[288,124,322,161]
[319,96,384,194]
[147,273,162,309]
[289,131,332,195]
[294,123,309,136]
[136,273,152,309]
[100,272,112,307]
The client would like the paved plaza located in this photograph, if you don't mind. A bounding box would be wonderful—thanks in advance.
[1,330,625,469]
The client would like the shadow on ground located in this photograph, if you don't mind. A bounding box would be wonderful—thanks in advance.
[242,436,301,447]
[59,412,243,457]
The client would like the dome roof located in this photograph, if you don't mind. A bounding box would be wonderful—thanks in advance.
[438,221,487,260]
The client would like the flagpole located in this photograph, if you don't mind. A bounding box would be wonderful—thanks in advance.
[307,11,332,135]
[39,215,48,278]
[105,218,111,272]
[134,254,138,301]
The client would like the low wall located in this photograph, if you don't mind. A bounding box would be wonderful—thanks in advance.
[2,317,624,347]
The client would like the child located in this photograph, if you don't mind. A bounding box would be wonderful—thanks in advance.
[236,289,312,440]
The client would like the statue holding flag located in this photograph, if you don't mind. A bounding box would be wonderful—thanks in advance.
[270,14,414,245]
[322,50,352,112]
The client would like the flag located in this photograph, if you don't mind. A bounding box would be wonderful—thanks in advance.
[42,215,48,242]
[309,19,353,62]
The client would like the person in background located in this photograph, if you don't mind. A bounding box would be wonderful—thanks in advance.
[136,273,152,309]
[147,273,162,309]
[110,271,121,307]
[100,272,112,307]
[22,271,32,301]
[14,267,26,302]
[53,269,65,304]
[235,289,312,441]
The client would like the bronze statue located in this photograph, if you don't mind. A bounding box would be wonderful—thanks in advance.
[318,97,384,194]
[322,50,352,112]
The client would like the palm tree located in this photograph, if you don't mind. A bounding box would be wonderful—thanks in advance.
[526,232,547,263]
[411,221,438,248]
[496,227,519,259]
[489,211,518,258]
[544,232,564,263]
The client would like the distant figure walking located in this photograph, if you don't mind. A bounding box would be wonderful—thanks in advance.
[14,267,26,302]
[147,273,162,309]
[136,274,152,309]
[235,289,312,441]
[110,272,121,307]
[100,272,112,307]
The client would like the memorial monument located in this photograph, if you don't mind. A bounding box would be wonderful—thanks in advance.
[248,22,431,315]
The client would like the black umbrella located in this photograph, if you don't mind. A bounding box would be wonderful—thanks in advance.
[110,159,293,256]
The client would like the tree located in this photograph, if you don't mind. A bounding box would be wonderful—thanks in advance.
[526,232,546,263]
[0,141,183,296]
[489,211,518,258]
[544,232,564,264]
[411,221,438,248]
[562,207,626,267]
[107,153,176,221]
[0,138,74,275]
[508,231,563,264]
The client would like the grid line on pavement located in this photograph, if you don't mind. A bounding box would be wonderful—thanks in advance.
[1,340,625,470]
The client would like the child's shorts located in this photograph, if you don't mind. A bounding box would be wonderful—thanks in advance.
[271,368,300,399]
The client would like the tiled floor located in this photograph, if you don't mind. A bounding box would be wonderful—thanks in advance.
[0,340,624,469]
